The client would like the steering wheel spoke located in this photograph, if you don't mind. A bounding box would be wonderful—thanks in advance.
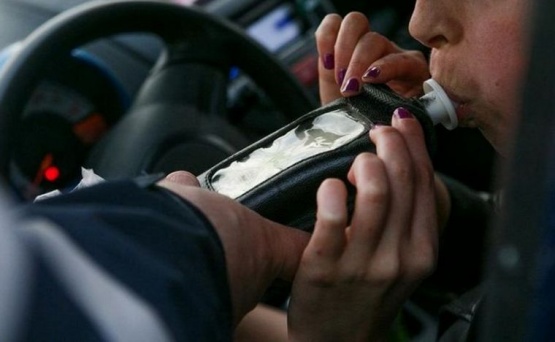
[132,40,231,117]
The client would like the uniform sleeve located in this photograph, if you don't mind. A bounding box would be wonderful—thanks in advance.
[13,178,233,342]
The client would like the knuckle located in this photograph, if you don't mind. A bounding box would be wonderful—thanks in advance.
[315,14,342,40]
[358,181,388,205]
[303,267,337,287]
[324,13,342,22]
[315,29,336,46]
[359,31,386,47]
[407,251,437,280]
[343,11,369,27]
[375,124,399,139]
[404,242,438,280]
[370,125,396,144]
[371,258,401,285]
[396,53,413,63]
[316,212,345,227]
[341,268,368,284]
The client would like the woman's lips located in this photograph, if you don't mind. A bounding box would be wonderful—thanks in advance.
[440,86,471,123]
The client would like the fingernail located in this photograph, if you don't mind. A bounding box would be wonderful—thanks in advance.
[341,78,360,93]
[394,107,413,119]
[337,68,346,85]
[323,53,334,70]
[363,66,381,79]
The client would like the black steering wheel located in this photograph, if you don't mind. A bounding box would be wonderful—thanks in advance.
[0,0,317,190]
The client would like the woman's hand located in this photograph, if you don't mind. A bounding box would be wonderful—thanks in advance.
[316,12,430,105]
[288,108,449,341]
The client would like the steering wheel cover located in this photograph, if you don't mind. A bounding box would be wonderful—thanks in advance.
[0,0,317,182]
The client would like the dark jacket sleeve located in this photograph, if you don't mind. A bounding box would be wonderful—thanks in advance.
[16,178,233,342]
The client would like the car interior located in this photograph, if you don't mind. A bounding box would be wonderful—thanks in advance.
[0,0,552,340]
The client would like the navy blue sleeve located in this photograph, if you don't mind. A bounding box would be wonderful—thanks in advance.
[20,178,233,341]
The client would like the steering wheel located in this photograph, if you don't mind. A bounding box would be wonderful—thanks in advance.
[0,0,317,190]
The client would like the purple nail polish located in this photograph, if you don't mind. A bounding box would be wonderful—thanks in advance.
[394,107,413,119]
[363,66,381,79]
[342,78,360,93]
[323,53,334,70]
[337,68,346,85]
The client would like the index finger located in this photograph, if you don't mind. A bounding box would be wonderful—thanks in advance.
[315,14,342,104]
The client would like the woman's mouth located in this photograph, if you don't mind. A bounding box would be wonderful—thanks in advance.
[439,85,472,124]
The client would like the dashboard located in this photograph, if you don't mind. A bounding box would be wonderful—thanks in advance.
[2,46,129,198]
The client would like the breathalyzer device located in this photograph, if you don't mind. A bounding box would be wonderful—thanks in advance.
[198,79,456,231]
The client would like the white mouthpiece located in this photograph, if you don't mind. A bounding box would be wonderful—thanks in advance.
[420,79,458,130]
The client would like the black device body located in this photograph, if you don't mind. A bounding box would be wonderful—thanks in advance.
[199,83,435,231]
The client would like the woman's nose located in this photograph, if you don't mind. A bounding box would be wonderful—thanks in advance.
[408,0,462,49]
